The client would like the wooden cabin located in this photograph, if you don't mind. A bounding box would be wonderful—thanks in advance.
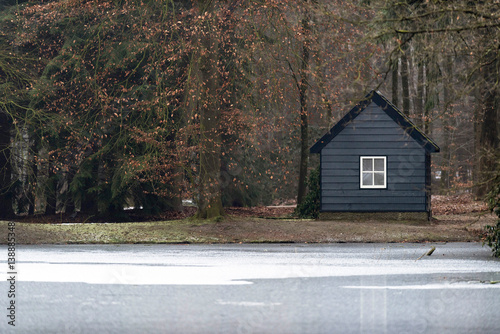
[310,91,440,220]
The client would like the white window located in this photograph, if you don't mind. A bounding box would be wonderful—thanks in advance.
[360,156,387,189]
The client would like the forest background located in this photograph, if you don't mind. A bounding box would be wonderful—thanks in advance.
[0,0,498,220]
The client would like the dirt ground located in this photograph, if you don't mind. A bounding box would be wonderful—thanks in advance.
[1,194,496,244]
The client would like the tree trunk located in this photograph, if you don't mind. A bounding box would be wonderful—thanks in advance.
[195,0,224,219]
[0,111,14,218]
[475,51,499,197]
[26,138,38,216]
[401,51,410,115]
[63,168,76,215]
[441,55,453,193]
[476,93,499,196]
[391,57,399,107]
[423,59,431,135]
[297,16,310,206]
[45,165,57,215]
[415,60,424,129]
[315,59,333,126]
[170,164,183,212]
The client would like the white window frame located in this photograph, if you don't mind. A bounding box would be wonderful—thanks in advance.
[360,156,387,189]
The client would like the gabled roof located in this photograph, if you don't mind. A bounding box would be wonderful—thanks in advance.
[310,90,440,153]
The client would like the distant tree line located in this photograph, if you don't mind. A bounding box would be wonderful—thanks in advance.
[0,0,498,219]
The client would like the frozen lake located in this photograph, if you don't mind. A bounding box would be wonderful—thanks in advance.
[1,243,500,333]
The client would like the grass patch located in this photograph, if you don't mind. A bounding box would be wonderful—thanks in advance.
[0,211,493,245]
[0,220,219,244]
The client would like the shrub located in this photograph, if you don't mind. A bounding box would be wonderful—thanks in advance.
[484,171,500,257]
[296,166,320,219]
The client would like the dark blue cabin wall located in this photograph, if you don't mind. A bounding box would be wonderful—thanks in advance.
[320,102,428,212]
[320,152,323,212]
[425,152,432,213]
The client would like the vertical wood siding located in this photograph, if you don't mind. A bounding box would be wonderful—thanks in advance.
[320,102,428,212]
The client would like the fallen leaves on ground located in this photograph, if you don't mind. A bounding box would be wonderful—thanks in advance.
[225,206,295,218]
[431,194,488,215]
[9,195,488,224]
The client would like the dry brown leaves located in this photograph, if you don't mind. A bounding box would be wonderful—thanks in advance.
[225,206,295,218]
[431,194,489,215]
[11,195,488,224]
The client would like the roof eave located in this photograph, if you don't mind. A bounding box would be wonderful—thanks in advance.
[371,91,440,153]
[309,90,440,154]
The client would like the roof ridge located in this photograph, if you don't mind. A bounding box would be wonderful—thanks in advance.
[310,90,440,153]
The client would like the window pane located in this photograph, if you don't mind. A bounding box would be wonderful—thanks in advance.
[362,159,373,171]
[374,158,385,171]
[362,173,373,186]
[374,172,385,186]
